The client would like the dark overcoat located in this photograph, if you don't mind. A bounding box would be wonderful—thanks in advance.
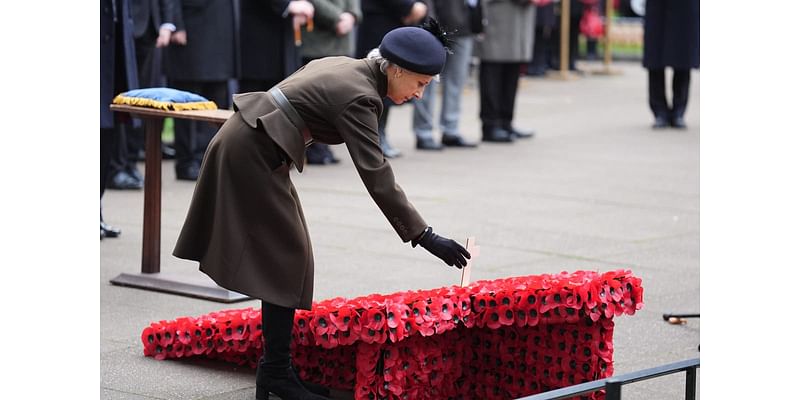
[173,57,428,309]
[239,0,300,82]
[643,0,700,69]
[356,0,417,58]
[101,0,139,129]
[164,0,236,81]
[131,0,177,38]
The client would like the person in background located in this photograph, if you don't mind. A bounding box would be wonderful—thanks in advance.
[300,0,361,165]
[475,0,536,143]
[101,0,139,238]
[172,24,470,400]
[108,0,178,190]
[356,0,429,158]
[164,0,236,181]
[410,0,479,151]
[526,0,555,77]
[642,0,699,129]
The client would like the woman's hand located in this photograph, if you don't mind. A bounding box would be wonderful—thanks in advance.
[414,227,471,269]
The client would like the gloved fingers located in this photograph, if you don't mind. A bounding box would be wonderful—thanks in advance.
[454,254,467,269]
[448,240,470,259]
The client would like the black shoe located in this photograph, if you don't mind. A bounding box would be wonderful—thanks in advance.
[507,127,535,139]
[441,134,477,148]
[416,137,444,150]
[176,164,200,181]
[100,221,121,239]
[482,128,515,143]
[652,116,669,129]
[108,170,144,190]
[671,116,687,129]
[255,366,330,400]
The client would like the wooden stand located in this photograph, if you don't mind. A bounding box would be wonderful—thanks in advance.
[108,105,248,303]
[556,0,580,81]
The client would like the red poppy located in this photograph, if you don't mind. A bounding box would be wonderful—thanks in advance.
[175,324,194,346]
[498,305,515,326]
[410,317,435,337]
[483,308,502,330]
[385,303,409,329]
[313,313,335,337]
[588,305,603,322]
[453,294,471,320]
[364,308,386,332]
[359,327,386,344]
[496,291,514,308]
[331,306,355,331]
[411,300,431,324]
[473,292,491,314]
[434,318,455,334]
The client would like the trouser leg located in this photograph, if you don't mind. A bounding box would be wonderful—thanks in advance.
[671,68,691,119]
[648,68,669,119]
[499,63,522,130]
[412,79,436,140]
[440,36,473,136]
[479,61,503,132]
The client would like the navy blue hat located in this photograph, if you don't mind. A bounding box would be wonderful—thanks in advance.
[379,27,447,76]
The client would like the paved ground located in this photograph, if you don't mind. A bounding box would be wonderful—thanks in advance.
[100,60,700,400]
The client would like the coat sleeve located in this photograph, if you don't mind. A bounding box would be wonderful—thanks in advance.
[159,0,177,26]
[310,0,345,31]
[346,0,362,23]
[334,95,428,242]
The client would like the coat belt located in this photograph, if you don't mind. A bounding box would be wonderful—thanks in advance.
[269,88,313,146]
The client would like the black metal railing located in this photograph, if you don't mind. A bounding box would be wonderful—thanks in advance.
[515,358,700,400]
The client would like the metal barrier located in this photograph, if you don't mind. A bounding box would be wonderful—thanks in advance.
[516,358,700,400]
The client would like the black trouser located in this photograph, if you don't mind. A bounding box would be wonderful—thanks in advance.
[169,80,230,171]
[109,29,161,176]
[529,27,551,74]
[479,61,522,133]
[648,68,691,120]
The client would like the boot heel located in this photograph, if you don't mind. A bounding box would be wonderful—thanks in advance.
[255,385,269,400]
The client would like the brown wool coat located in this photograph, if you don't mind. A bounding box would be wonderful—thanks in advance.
[173,57,428,310]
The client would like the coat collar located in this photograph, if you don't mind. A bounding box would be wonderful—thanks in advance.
[365,58,388,99]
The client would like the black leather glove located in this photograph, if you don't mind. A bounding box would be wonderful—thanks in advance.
[412,227,471,269]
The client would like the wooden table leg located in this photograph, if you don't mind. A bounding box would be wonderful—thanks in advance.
[142,117,164,274]
[110,114,249,302]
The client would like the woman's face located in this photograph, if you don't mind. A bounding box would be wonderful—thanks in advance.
[386,66,434,105]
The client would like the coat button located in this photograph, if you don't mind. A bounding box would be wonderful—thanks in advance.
[104,34,111,41]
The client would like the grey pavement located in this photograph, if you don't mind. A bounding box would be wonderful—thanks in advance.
[101,61,700,400]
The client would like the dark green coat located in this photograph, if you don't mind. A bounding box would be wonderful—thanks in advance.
[173,57,428,309]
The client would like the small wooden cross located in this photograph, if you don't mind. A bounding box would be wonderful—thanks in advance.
[460,237,480,287]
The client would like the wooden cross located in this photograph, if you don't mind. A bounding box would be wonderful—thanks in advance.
[460,237,480,287]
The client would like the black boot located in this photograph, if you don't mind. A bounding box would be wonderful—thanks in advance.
[256,302,331,400]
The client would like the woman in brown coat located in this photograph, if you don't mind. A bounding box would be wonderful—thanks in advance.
[173,22,470,400]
